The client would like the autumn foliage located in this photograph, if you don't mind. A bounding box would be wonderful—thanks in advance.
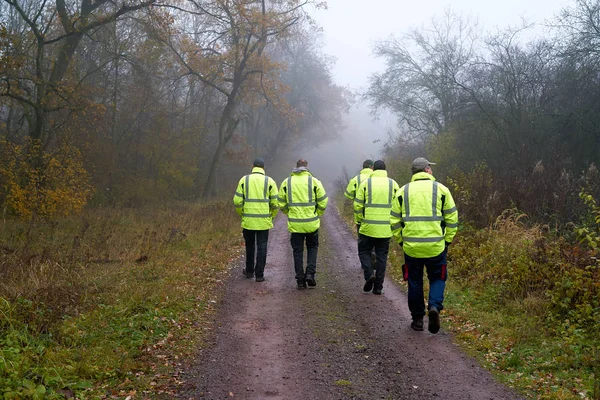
[0,139,93,219]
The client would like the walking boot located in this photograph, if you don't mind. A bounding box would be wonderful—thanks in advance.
[305,275,316,287]
[411,317,424,331]
[363,275,376,292]
[428,307,440,334]
[297,279,307,290]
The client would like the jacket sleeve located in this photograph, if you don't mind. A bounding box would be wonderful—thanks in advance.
[278,180,289,215]
[442,186,458,243]
[344,176,357,200]
[354,181,366,225]
[233,178,245,216]
[390,190,403,244]
[392,180,401,197]
[269,178,279,218]
[315,180,328,216]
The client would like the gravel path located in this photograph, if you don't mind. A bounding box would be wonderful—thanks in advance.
[176,206,522,400]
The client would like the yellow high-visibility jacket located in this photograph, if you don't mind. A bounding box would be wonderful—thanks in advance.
[278,169,328,233]
[344,168,374,224]
[354,170,400,238]
[233,167,279,230]
[390,172,458,258]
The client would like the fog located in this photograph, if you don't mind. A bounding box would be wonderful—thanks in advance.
[300,0,570,187]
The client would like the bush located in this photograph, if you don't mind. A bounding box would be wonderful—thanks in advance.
[451,206,599,336]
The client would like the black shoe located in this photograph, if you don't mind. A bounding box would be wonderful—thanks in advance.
[255,276,265,282]
[372,287,382,295]
[411,318,424,331]
[428,307,440,334]
[306,275,316,287]
[297,280,307,290]
[242,268,254,279]
[363,275,376,292]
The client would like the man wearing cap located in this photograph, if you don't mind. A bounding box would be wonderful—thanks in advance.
[354,160,400,295]
[233,157,279,282]
[278,159,328,289]
[390,157,458,333]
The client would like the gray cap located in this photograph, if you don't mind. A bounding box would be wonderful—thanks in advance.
[253,157,265,168]
[411,157,436,171]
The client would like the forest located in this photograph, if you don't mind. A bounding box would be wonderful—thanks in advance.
[1,0,599,398]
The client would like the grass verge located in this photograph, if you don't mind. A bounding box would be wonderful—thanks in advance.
[0,201,243,398]
[336,196,599,400]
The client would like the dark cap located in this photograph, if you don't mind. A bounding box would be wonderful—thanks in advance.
[373,160,386,170]
[253,157,265,168]
[363,159,374,168]
[411,157,436,172]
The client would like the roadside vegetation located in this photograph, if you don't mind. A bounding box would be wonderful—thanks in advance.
[336,167,600,399]
[0,202,242,398]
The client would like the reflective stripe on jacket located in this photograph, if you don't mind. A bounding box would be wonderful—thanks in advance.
[344,168,374,223]
[354,170,400,238]
[390,172,458,258]
[278,170,328,233]
[233,167,279,230]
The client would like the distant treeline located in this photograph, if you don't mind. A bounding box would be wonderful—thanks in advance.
[0,0,349,216]
[366,1,600,228]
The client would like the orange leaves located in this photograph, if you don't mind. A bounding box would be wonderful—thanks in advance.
[0,138,94,220]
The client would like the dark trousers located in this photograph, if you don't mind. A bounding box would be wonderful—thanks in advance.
[357,224,376,263]
[358,234,390,290]
[404,250,447,319]
[290,230,319,281]
[242,229,269,278]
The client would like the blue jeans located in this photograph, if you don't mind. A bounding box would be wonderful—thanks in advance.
[242,229,269,278]
[404,250,447,319]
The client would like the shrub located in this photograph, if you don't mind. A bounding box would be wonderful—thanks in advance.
[452,206,599,336]
[0,138,93,220]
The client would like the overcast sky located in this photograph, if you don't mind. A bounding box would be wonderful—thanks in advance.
[303,0,571,186]
[311,0,570,89]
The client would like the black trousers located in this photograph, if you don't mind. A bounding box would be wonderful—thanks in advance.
[242,229,269,278]
[358,234,390,290]
[290,230,319,281]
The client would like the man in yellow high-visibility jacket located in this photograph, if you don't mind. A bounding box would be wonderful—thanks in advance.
[354,160,400,295]
[233,158,279,282]
[278,159,328,290]
[390,157,458,334]
[345,159,376,267]
[344,159,374,229]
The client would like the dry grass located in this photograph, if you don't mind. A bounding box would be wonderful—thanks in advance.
[0,200,244,397]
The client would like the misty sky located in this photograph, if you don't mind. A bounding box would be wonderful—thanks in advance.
[302,0,570,187]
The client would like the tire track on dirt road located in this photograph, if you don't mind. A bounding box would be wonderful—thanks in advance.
[176,206,522,399]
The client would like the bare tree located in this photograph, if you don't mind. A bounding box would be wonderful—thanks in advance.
[365,9,479,142]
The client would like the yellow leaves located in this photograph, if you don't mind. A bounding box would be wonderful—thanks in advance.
[0,138,94,220]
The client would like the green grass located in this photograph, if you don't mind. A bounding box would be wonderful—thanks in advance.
[0,201,243,398]
[336,195,599,400]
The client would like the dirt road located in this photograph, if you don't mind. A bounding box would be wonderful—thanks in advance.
[177,206,522,400]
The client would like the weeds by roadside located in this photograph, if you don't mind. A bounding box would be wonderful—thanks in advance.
[335,194,599,400]
[0,201,243,398]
